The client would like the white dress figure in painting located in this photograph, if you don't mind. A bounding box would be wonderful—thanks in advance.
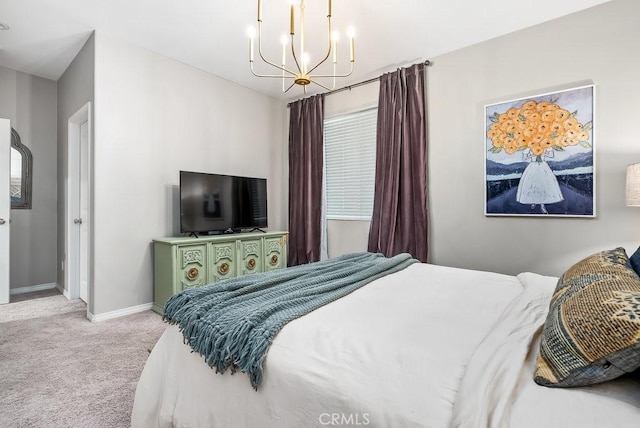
[516,148,563,214]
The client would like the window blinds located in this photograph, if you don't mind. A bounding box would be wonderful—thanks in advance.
[324,107,377,220]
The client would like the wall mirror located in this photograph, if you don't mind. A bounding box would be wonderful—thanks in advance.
[10,128,32,209]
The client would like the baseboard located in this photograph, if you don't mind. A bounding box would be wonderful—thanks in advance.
[55,283,70,299]
[10,282,57,295]
[88,302,154,323]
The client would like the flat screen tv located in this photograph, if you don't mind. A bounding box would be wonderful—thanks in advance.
[180,171,267,235]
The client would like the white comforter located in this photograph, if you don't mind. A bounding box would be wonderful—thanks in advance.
[452,272,640,428]
[132,263,640,427]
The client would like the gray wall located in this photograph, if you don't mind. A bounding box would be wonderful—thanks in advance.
[324,0,640,277]
[428,0,640,276]
[0,66,58,290]
[57,33,95,301]
[91,33,286,315]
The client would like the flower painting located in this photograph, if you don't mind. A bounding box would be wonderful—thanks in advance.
[485,85,595,217]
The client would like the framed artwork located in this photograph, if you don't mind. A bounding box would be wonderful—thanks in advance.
[485,85,595,217]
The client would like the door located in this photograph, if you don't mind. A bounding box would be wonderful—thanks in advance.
[65,103,91,310]
[78,120,89,302]
[0,119,10,304]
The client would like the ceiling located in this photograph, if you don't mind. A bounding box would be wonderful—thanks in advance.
[0,0,611,101]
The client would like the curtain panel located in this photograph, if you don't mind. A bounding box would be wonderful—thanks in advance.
[368,63,429,262]
[288,94,325,266]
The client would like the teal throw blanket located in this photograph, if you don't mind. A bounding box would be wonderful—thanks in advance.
[163,252,417,389]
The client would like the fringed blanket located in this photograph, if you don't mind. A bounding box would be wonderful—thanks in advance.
[163,252,417,389]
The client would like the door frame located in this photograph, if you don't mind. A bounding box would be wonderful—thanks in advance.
[0,119,10,305]
[65,102,92,319]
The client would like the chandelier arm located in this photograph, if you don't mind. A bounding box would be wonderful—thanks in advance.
[254,63,298,77]
[329,63,337,90]
[308,79,332,91]
[306,16,333,75]
[300,0,305,73]
[250,62,297,78]
[289,34,302,75]
[283,81,298,93]
[256,23,297,76]
[310,62,355,78]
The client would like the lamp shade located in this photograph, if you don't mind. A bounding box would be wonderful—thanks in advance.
[626,163,640,206]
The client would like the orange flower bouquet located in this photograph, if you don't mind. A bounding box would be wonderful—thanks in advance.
[487,99,592,157]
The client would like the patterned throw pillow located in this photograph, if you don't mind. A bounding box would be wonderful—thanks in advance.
[630,246,640,277]
[534,247,640,387]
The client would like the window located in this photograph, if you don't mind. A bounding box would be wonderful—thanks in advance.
[324,108,377,220]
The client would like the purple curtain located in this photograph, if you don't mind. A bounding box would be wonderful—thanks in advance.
[288,94,324,266]
[368,63,428,262]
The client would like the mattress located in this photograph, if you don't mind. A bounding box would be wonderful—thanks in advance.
[132,262,640,427]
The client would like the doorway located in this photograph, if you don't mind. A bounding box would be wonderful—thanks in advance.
[65,103,92,318]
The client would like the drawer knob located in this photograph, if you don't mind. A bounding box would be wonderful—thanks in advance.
[219,263,230,274]
[186,267,199,280]
[247,258,256,270]
[270,254,279,265]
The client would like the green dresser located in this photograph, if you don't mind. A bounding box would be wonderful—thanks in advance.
[152,231,288,314]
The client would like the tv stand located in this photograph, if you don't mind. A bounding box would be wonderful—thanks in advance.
[151,231,288,314]
[246,227,266,233]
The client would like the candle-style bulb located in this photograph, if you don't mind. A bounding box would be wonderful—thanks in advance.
[347,27,355,62]
[247,27,256,62]
[332,31,339,63]
[290,3,295,34]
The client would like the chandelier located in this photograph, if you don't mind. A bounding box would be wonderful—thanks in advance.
[249,0,355,93]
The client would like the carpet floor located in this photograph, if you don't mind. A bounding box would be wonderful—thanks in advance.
[0,295,167,427]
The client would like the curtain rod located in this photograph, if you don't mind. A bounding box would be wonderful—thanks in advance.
[287,60,431,107]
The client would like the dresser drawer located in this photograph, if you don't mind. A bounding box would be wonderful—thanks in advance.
[177,244,206,290]
[263,235,287,271]
[238,239,263,276]
[209,242,235,282]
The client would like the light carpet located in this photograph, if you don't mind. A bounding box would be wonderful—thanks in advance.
[0,295,167,427]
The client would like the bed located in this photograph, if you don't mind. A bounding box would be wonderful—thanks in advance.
[132,250,640,427]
